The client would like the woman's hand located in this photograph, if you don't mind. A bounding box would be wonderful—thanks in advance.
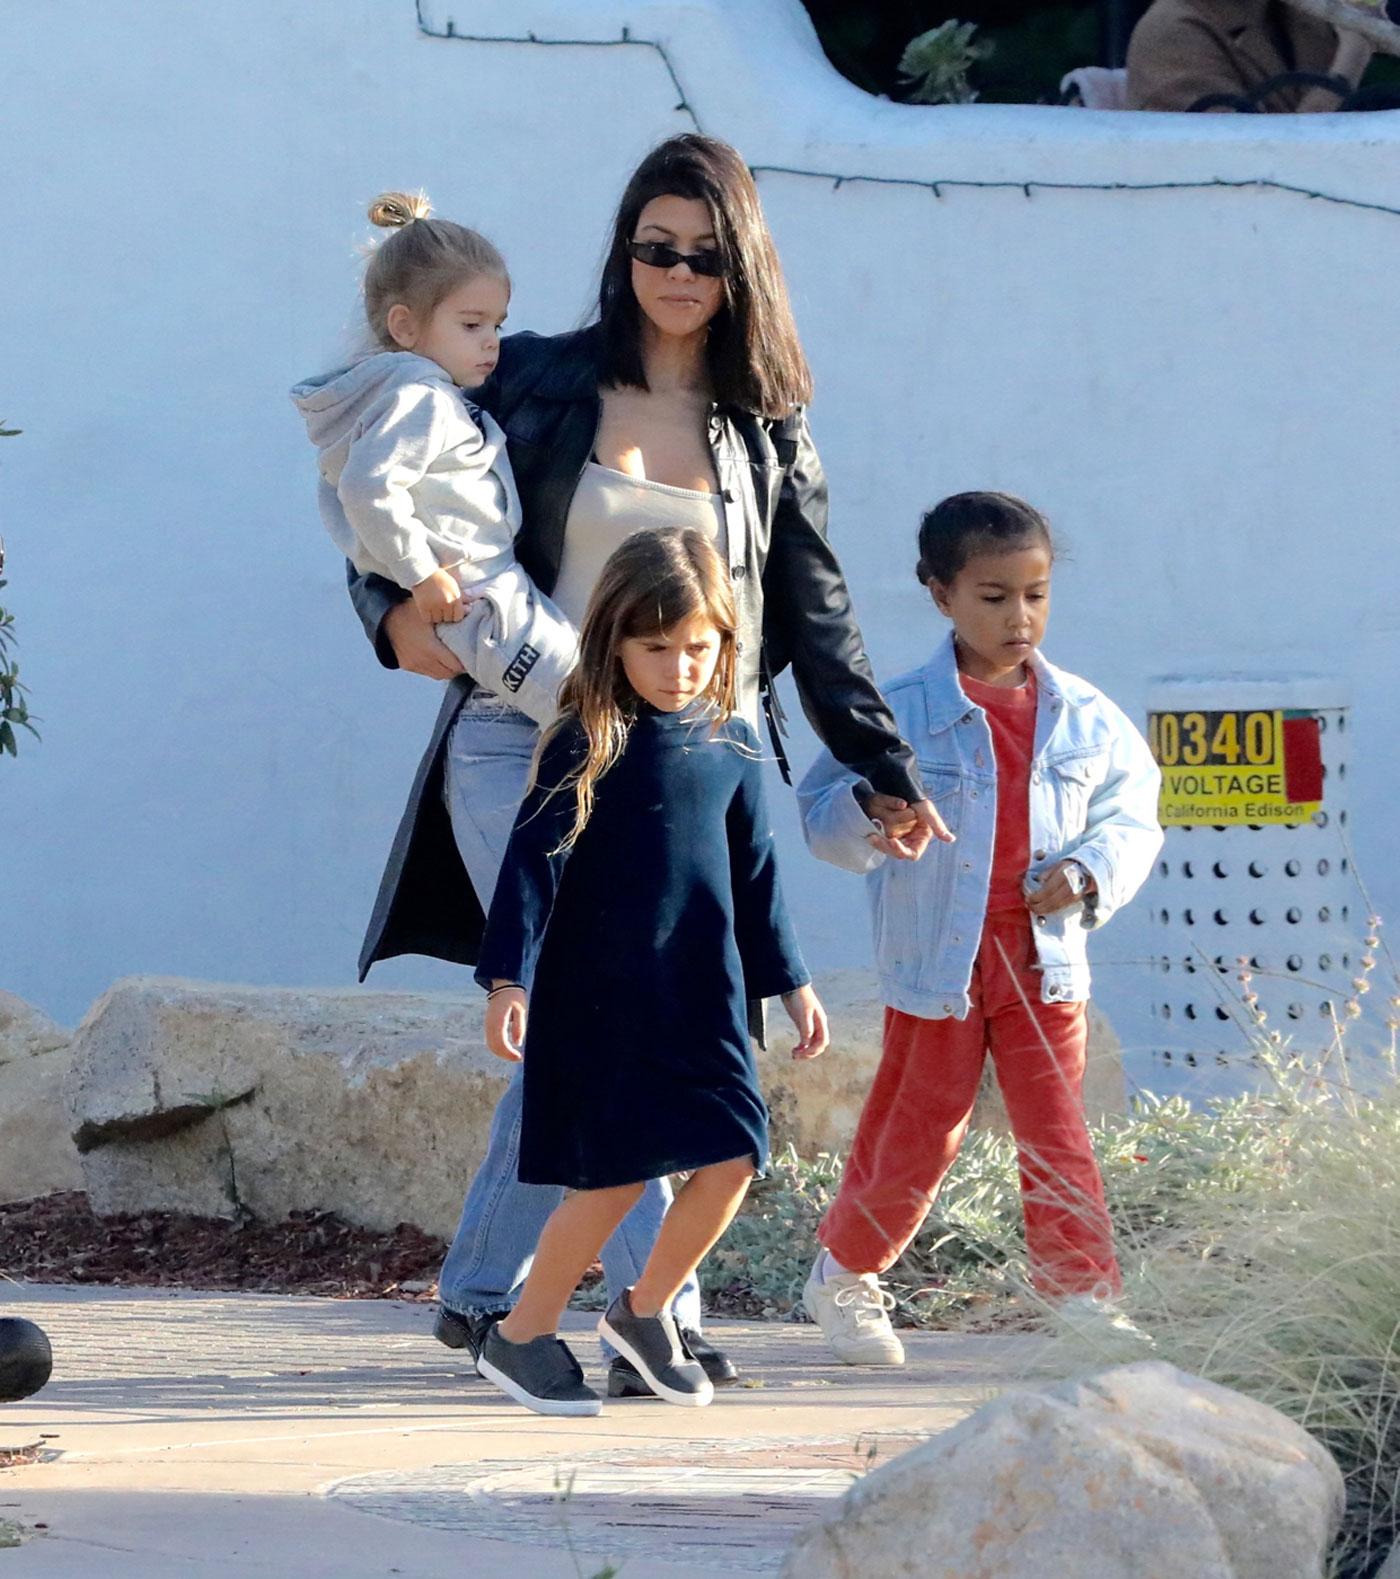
[485,984,527,1062]
[1025,860,1096,917]
[859,793,955,860]
[383,599,466,681]
[781,984,829,1061]
[411,568,466,624]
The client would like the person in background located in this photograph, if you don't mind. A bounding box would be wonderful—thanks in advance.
[1126,0,1373,111]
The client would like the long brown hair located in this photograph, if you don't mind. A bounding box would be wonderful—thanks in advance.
[536,528,739,849]
[362,191,508,349]
[595,135,813,419]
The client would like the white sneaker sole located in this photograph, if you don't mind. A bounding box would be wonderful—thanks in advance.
[597,1317,714,1407]
[801,1281,906,1367]
[477,1354,603,1417]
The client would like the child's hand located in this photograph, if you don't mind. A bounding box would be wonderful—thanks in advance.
[781,984,829,1061]
[903,798,955,855]
[1026,860,1096,916]
[859,792,920,860]
[411,568,465,624]
[859,793,954,861]
[865,793,919,839]
[485,984,527,1062]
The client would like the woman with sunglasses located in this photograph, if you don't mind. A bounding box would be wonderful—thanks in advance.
[347,133,946,1395]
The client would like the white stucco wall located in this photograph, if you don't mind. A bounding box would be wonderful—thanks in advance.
[5,0,1398,1086]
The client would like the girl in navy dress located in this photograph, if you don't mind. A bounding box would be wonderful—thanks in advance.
[474,527,828,1417]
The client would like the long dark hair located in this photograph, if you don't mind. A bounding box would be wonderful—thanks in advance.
[595,134,812,419]
[535,528,739,849]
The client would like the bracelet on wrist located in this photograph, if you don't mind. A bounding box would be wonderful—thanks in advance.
[487,983,524,999]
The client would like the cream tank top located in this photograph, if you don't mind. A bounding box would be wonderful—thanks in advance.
[551,462,729,628]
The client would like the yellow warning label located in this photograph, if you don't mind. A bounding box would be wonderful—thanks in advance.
[1147,709,1323,827]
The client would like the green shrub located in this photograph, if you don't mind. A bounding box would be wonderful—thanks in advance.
[1022,1067,1399,1579]
[711,1042,1399,1573]
[704,1083,1301,1328]
[897,20,991,104]
[1029,919,1400,1578]
[0,420,37,758]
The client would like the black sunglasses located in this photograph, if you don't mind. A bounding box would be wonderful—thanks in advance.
[626,239,728,278]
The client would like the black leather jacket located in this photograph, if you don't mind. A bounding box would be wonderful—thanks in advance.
[350,325,921,978]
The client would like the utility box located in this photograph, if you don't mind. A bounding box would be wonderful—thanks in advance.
[1143,677,1352,1078]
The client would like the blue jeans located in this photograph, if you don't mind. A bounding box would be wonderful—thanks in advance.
[436,691,701,1342]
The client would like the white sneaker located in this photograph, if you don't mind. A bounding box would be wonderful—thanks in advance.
[1055,1290,1156,1350]
[802,1265,905,1366]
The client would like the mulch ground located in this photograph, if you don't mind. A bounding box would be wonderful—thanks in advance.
[0,1193,448,1302]
[0,1194,766,1318]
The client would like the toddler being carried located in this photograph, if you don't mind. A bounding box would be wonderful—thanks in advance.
[291,191,575,724]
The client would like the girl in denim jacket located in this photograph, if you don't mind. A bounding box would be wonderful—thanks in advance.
[797,493,1162,1364]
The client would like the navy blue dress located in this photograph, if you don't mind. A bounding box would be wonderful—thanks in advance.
[475,705,809,1190]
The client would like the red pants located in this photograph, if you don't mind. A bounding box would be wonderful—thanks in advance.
[819,912,1120,1298]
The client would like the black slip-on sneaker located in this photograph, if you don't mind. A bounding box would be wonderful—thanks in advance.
[434,1305,510,1364]
[679,1326,739,1386]
[598,1292,713,1407]
[607,1326,739,1397]
[606,1356,654,1399]
[477,1327,602,1418]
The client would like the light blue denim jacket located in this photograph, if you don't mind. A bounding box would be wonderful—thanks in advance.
[797,634,1163,1019]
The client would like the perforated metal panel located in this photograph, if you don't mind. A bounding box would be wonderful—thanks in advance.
[1143,678,1351,1075]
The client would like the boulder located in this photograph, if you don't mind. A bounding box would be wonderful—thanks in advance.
[782,1361,1344,1579]
[65,973,1127,1238]
[0,992,82,1204]
[758,970,1124,1158]
[0,992,69,1065]
[66,978,512,1239]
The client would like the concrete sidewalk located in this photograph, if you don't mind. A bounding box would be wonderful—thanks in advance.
[0,1286,1021,1577]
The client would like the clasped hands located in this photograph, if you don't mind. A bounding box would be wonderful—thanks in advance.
[860,792,1093,913]
[859,791,954,861]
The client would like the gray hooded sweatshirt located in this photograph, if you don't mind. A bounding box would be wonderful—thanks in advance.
[291,351,577,726]
[290,351,521,589]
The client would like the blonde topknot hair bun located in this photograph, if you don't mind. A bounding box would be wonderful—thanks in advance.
[367,190,433,229]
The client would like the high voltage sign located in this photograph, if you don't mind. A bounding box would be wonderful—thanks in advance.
[1147,708,1324,827]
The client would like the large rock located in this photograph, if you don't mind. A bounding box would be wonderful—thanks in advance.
[782,1361,1344,1579]
[0,992,82,1204]
[757,969,1124,1158]
[0,992,69,1065]
[66,973,1126,1238]
[66,978,513,1239]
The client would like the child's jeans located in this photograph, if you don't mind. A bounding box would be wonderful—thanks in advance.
[435,691,701,1343]
[819,910,1120,1298]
